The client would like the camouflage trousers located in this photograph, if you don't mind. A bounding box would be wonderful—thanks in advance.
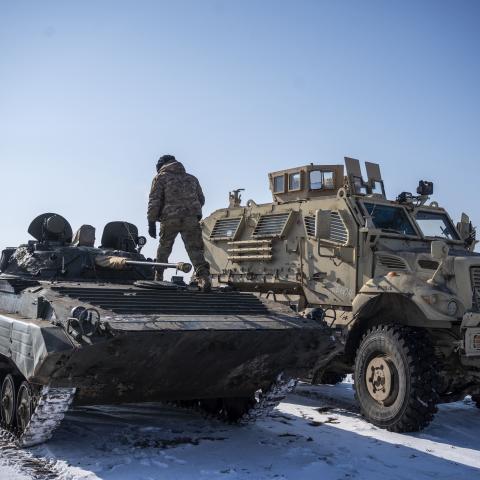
[156,216,210,280]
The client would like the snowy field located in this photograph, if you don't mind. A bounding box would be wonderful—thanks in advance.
[1,380,479,480]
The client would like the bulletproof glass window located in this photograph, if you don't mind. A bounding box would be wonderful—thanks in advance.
[288,172,301,191]
[309,171,323,190]
[309,171,335,191]
[371,180,385,195]
[364,202,416,236]
[353,177,368,195]
[323,171,335,189]
[415,211,459,240]
[273,175,285,193]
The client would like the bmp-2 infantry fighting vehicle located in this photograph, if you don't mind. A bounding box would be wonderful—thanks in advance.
[203,157,480,432]
[0,213,339,447]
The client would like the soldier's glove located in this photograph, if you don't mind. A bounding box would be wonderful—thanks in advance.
[148,222,157,239]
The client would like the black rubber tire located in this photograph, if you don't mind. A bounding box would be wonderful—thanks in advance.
[472,395,480,408]
[353,325,439,433]
[313,371,347,385]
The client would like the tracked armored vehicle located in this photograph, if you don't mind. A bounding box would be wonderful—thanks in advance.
[203,157,480,432]
[0,213,339,447]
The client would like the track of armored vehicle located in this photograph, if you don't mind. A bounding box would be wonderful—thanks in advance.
[0,213,339,447]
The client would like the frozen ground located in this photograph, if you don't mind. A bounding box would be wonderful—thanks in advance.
[1,380,480,480]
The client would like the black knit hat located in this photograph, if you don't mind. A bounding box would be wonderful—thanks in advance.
[156,154,176,172]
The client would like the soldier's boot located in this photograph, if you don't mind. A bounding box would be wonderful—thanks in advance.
[154,269,164,282]
[197,275,212,293]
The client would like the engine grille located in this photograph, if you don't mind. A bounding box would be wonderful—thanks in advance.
[330,212,348,245]
[210,217,242,241]
[304,216,316,237]
[377,254,409,271]
[52,286,270,316]
[471,267,480,309]
[253,213,291,238]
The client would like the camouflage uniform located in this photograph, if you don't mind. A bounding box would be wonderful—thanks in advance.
[147,161,210,281]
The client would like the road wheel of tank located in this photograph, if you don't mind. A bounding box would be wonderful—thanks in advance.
[312,370,347,385]
[1,374,17,428]
[222,397,255,422]
[353,325,439,432]
[16,381,34,433]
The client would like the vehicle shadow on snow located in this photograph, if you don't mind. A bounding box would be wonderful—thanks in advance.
[22,397,480,480]
[292,382,480,452]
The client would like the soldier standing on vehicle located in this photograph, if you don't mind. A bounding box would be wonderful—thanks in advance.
[147,154,211,291]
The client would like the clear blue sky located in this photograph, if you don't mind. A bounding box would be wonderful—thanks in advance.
[1,0,479,271]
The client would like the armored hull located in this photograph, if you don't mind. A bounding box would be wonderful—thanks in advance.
[0,214,338,446]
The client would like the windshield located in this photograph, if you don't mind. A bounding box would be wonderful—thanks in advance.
[364,202,417,236]
[415,211,459,240]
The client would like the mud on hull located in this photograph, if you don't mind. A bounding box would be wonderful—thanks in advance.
[36,327,335,405]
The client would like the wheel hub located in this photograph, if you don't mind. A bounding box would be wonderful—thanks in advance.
[16,383,33,432]
[1,376,15,425]
[366,356,393,403]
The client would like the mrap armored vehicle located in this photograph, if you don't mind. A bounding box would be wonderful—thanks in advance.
[203,157,480,432]
[0,213,339,447]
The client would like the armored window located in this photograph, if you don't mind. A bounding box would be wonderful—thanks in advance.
[288,172,301,191]
[364,202,416,236]
[273,175,285,193]
[415,211,459,240]
[371,180,385,196]
[353,176,368,195]
[309,171,335,191]
[323,171,335,189]
[310,171,323,190]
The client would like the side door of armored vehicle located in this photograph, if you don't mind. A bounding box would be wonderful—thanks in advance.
[300,192,359,311]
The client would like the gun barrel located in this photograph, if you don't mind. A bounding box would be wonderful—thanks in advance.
[125,260,192,273]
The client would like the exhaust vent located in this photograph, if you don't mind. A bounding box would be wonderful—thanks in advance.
[253,212,292,238]
[52,286,270,316]
[377,254,409,271]
[210,217,242,241]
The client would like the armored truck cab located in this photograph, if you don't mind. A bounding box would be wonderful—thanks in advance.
[203,157,480,432]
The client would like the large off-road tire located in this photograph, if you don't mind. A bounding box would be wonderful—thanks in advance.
[472,395,480,408]
[354,325,439,432]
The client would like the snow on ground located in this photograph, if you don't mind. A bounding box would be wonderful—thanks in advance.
[1,381,480,480]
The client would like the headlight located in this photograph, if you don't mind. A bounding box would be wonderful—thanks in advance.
[421,294,462,317]
[447,300,458,316]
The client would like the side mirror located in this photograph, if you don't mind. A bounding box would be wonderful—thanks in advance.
[431,240,449,260]
[315,209,331,239]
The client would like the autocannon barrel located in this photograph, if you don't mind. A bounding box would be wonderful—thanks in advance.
[125,260,192,273]
[95,255,192,273]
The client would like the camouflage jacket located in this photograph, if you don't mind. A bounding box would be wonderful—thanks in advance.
[147,161,205,222]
